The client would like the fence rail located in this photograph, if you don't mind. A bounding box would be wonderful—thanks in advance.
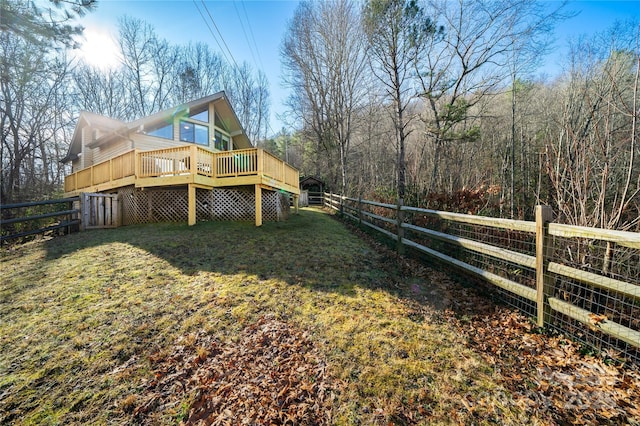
[1,197,80,243]
[324,192,640,363]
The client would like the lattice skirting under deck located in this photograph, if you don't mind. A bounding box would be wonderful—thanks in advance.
[118,185,289,225]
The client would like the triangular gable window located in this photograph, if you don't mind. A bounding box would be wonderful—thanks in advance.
[214,112,230,133]
[144,122,173,140]
[190,109,208,123]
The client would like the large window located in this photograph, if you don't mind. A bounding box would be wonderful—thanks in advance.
[144,122,173,140]
[180,120,208,145]
[214,129,230,151]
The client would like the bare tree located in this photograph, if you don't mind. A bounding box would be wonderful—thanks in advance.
[504,1,570,218]
[1,50,69,201]
[351,91,397,196]
[149,37,180,112]
[117,16,155,117]
[226,62,271,143]
[545,23,640,231]
[363,0,438,201]
[117,16,179,118]
[174,42,227,104]
[282,0,368,194]
[413,0,566,200]
[72,65,131,120]
[1,0,93,203]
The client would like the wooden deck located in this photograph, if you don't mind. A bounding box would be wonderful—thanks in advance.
[64,146,300,226]
[64,146,299,195]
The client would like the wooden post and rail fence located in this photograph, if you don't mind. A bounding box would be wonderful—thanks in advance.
[1,193,119,244]
[324,192,640,361]
[1,197,80,243]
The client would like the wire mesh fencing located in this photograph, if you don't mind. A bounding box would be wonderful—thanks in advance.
[545,231,640,362]
[324,193,640,364]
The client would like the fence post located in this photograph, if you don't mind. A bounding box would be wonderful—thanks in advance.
[339,194,344,216]
[116,194,123,227]
[358,195,362,226]
[67,199,74,235]
[535,205,553,328]
[80,193,88,231]
[396,198,405,255]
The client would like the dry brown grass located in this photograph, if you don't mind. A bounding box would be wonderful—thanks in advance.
[0,208,577,424]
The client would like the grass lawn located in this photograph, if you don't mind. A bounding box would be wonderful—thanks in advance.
[1,208,636,424]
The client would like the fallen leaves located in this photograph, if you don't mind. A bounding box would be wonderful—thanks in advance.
[130,315,340,425]
[588,313,608,330]
[457,306,640,424]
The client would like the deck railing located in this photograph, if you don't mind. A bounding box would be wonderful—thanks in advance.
[215,148,259,177]
[65,150,137,193]
[283,162,298,189]
[112,150,136,180]
[64,147,298,193]
[138,146,193,178]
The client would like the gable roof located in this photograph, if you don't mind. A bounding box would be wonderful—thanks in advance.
[80,111,124,129]
[61,112,125,163]
[61,91,251,163]
[300,176,325,187]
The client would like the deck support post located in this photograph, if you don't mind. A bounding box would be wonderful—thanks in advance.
[293,194,299,214]
[188,184,196,226]
[255,184,263,226]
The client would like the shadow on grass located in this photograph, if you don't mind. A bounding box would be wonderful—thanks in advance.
[1,205,487,324]
[36,207,461,314]
[40,208,385,299]
[6,204,636,426]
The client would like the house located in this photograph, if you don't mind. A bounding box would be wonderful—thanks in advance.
[62,92,300,226]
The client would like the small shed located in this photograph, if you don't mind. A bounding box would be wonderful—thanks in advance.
[299,176,325,205]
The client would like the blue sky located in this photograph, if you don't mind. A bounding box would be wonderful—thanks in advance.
[78,0,639,137]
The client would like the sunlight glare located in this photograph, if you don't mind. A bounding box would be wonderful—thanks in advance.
[78,27,121,69]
